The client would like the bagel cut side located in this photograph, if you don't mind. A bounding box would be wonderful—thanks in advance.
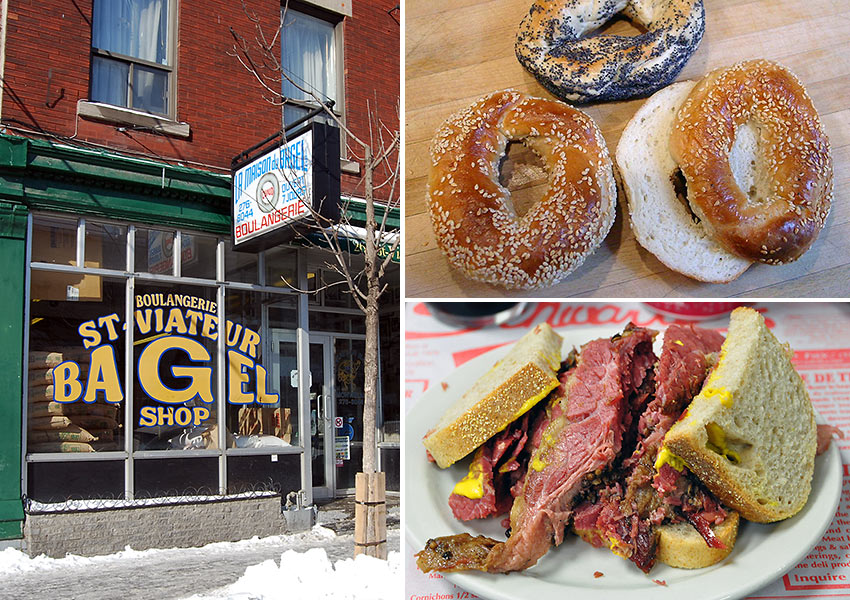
[427,90,616,290]
[515,0,705,104]
[616,80,752,283]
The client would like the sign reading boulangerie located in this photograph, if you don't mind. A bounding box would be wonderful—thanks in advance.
[231,121,341,252]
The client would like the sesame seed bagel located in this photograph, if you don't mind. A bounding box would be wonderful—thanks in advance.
[427,90,616,290]
[669,60,833,264]
[515,0,705,104]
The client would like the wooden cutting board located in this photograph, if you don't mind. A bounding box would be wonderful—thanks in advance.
[404,0,850,298]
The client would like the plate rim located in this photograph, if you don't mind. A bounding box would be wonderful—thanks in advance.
[405,324,844,600]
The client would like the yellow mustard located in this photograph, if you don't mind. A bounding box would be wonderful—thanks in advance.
[701,386,733,407]
[530,454,547,472]
[654,446,688,472]
[508,381,559,423]
[705,422,741,464]
[452,458,486,499]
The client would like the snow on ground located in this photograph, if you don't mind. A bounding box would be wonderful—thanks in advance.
[182,549,401,600]
[0,525,338,576]
[0,525,402,600]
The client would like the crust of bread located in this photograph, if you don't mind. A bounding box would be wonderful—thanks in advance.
[423,323,563,468]
[657,511,739,569]
[662,307,817,522]
[427,90,616,289]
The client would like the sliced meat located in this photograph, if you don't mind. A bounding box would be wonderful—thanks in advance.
[449,413,533,521]
[484,326,657,573]
[817,424,844,456]
[419,325,658,574]
[576,324,726,572]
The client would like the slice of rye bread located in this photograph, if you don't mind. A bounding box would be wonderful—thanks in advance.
[663,307,816,522]
[423,323,563,469]
[657,511,739,569]
[615,80,752,283]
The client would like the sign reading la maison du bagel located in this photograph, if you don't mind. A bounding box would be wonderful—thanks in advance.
[49,293,278,428]
[231,121,341,252]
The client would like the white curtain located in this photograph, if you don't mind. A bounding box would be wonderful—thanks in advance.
[91,0,168,112]
[92,0,167,64]
[281,10,336,105]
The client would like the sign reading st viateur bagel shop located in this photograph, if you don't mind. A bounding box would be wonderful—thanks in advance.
[231,122,341,251]
[49,293,279,428]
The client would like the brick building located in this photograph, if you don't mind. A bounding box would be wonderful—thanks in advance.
[0,0,400,554]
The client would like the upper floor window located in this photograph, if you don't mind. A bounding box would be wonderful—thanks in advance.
[91,0,174,117]
[281,7,339,127]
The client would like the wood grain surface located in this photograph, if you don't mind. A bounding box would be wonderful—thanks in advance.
[404,0,850,298]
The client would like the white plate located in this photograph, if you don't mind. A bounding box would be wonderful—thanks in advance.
[405,325,843,600]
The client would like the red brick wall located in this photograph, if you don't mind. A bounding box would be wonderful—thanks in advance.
[340,0,400,201]
[1,0,399,202]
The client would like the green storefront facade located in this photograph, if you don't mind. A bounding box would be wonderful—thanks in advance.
[0,133,400,542]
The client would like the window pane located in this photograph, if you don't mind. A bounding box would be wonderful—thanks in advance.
[132,64,168,115]
[92,0,169,65]
[133,282,218,451]
[135,227,174,274]
[281,10,336,104]
[91,56,129,107]
[224,246,258,284]
[134,457,218,498]
[27,274,126,454]
[180,233,217,280]
[28,461,124,502]
[86,221,126,271]
[309,310,364,333]
[379,309,399,442]
[225,291,299,448]
[283,103,309,128]
[227,454,300,495]
[264,247,297,289]
[31,215,77,266]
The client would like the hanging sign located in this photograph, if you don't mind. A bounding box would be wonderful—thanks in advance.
[231,121,341,252]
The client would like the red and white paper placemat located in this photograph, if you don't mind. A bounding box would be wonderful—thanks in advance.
[405,302,850,600]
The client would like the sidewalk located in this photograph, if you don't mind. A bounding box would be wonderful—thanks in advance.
[0,495,400,600]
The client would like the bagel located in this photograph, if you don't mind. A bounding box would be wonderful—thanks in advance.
[515,0,705,104]
[616,80,752,283]
[669,59,833,264]
[427,90,616,289]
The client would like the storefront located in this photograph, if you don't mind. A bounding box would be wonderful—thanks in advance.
[0,134,399,546]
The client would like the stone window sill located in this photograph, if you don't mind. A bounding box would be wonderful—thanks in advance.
[340,159,360,175]
[77,100,191,139]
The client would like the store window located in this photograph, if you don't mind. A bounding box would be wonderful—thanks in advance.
[281,6,340,126]
[26,215,303,500]
[24,214,400,501]
[91,0,174,117]
[132,281,219,451]
[27,272,126,455]
[225,291,299,449]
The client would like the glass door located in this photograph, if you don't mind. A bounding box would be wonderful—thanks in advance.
[270,330,334,500]
[333,337,366,493]
[309,336,334,499]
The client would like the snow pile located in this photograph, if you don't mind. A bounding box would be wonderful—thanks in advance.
[189,548,401,600]
[0,525,338,576]
[28,490,279,513]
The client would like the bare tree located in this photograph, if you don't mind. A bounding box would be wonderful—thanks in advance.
[228,3,399,485]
